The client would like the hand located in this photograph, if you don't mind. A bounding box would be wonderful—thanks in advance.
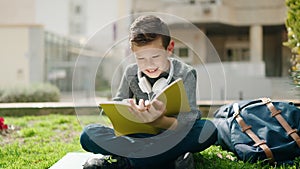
[128,99,166,124]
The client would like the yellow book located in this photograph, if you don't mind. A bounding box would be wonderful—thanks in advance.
[99,78,191,136]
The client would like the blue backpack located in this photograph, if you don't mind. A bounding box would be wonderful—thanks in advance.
[212,98,300,164]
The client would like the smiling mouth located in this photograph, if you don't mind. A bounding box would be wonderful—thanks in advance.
[146,68,158,73]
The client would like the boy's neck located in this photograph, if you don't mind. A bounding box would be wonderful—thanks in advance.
[142,71,169,86]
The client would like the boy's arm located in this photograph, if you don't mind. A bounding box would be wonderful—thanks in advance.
[113,67,134,101]
[148,115,178,130]
[183,69,199,112]
[151,69,199,129]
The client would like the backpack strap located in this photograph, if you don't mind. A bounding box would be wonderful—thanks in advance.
[233,103,275,163]
[261,98,300,148]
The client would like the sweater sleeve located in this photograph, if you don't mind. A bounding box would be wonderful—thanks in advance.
[183,68,198,111]
[112,66,134,101]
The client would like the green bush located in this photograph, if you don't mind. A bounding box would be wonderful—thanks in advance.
[0,83,60,103]
[284,0,300,87]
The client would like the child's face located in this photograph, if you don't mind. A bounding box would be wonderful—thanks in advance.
[132,38,173,78]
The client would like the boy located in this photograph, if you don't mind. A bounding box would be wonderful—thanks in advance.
[80,15,217,169]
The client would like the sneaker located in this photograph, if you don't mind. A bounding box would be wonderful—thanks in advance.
[82,155,132,169]
[174,152,195,169]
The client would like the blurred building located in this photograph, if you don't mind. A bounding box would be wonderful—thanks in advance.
[0,1,40,87]
[131,0,296,100]
[0,0,130,95]
[0,0,297,100]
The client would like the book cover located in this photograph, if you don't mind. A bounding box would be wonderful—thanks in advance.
[99,78,191,136]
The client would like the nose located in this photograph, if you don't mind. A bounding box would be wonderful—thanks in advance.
[140,58,155,69]
[147,58,155,66]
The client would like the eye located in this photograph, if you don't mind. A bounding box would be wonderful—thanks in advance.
[152,55,160,59]
[137,57,144,60]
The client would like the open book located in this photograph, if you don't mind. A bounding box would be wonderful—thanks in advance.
[99,78,191,136]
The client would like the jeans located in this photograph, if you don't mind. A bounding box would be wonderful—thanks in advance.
[80,119,217,168]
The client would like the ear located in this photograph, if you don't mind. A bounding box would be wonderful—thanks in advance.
[167,40,175,55]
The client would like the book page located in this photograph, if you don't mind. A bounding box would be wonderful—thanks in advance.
[99,78,191,136]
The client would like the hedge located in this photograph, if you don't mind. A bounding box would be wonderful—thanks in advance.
[0,83,60,103]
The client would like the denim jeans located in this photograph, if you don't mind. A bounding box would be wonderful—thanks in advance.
[80,119,217,168]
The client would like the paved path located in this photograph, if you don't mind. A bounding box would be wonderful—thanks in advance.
[50,152,103,169]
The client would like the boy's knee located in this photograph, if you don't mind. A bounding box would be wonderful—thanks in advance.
[194,119,217,143]
[204,119,217,130]
[194,119,216,130]
[80,132,89,151]
[80,124,103,151]
[80,125,94,144]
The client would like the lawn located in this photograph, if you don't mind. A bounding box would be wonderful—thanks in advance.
[0,115,82,169]
[0,115,299,169]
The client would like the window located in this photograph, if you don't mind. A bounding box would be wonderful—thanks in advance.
[174,47,190,58]
[179,48,189,58]
[75,5,81,15]
[224,41,249,62]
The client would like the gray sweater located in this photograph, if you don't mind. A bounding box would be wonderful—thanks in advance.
[113,58,199,114]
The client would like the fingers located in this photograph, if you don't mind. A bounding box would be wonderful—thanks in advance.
[138,99,146,110]
[127,99,166,123]
[128,99,142,111]
[150,99,166,112]
[145,100,150,109]
[127,100,147,123]
[128,106,148,123]
[147,99,166,120]
[128,99,150,111]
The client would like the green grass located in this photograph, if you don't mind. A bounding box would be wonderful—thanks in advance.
[195,145,300,169]
[0,115,299,169]
[0,115,83,169]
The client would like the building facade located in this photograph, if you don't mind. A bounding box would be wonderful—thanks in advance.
[0,0,297,100]
[131,0,295,100]
[0,0,45,88]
